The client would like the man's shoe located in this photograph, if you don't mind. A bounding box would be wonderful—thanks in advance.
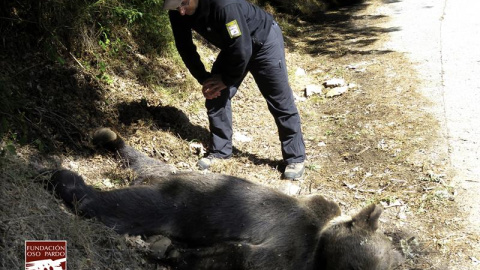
[197,154,217,170]
[283,162,305,180]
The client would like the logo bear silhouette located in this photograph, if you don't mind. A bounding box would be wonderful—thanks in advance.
[48,128,403,270]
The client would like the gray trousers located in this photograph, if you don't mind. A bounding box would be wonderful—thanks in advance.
[206,23,305,164]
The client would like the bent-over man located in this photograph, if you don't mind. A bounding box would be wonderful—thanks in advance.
[163,0,306,179]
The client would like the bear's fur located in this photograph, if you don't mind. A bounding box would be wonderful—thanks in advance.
[48,128,403,270]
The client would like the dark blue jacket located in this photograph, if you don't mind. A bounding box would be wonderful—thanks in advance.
[169,0,273,86]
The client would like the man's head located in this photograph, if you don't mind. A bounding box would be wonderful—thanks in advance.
[163,0,182,10]
[163,0,197,15]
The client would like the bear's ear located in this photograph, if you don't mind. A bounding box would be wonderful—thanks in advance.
[351,204,382,231]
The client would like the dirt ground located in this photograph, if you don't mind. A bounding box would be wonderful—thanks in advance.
[1,0,478,269]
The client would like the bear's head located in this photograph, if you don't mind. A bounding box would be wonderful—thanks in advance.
[315,204,404,270]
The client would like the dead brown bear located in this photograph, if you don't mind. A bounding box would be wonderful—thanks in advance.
[48,128,403,270]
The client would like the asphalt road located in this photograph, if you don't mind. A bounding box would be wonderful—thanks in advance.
[379,0,480,232]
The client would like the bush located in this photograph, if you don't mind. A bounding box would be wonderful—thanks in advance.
[1,0,174,58]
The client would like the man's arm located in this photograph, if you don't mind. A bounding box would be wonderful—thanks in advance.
[169,11,211,85]
[211,3,252,87]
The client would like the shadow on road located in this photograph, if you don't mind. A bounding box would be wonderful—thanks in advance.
[281,3,399,57]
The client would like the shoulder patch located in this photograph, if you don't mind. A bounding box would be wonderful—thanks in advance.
[226,20,242,38]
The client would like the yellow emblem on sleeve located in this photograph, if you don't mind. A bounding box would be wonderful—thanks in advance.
[226,20,242,38]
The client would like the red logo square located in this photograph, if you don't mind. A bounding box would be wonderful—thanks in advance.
[25,240,67,270]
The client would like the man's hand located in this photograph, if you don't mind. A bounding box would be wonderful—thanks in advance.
[202,74,227,99]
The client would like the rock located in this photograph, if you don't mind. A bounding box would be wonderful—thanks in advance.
[304,84,323,97]
[346,61,371,73]
[317,141,327,147]
[147,235,172,259]
[233,132,252,143]
[293,92,307,102]
[323,78,346,88]
[123,70,134,77]
[348,83,358,90]
[346,64,367,73]
[325,86,349,97]
[470,257,480,266]
[103,178,115,188]
[295,67,307,77]
[311,68,324,74]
